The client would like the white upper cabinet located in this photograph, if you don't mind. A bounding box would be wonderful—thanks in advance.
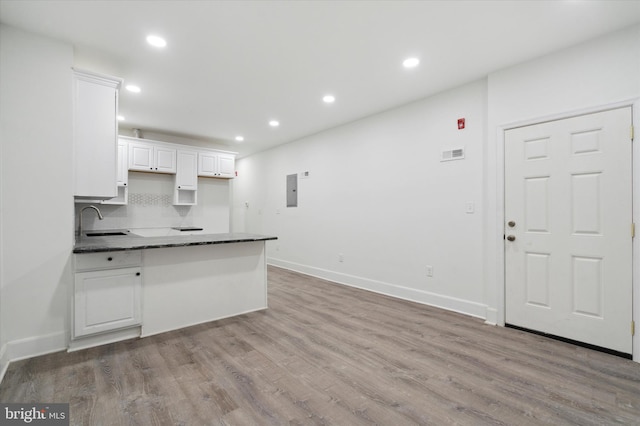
[128,140,177,173]
[116,139,128,187]
[198,152,235,178]
[73,69,122,199]
[174,150,198,205]
[102,139,129,205]
[155,146,178,173]
[176,150,198,190]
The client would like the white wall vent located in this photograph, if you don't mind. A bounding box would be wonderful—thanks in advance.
[440,147,465,162]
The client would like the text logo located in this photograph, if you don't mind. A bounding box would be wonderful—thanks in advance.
[1,404,69,425]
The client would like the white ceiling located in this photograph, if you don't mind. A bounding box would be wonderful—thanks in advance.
[2,1,639,157]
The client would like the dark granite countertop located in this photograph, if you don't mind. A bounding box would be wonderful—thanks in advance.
[73,232,278,254]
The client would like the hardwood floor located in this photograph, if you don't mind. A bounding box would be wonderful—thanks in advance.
[1,266,639,425]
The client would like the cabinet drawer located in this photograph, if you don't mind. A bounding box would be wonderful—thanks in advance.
[75,250,141,271]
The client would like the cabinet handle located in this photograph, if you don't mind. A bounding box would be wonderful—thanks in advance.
[123,183,127,186]
[178,186,181,189]
[107,257,113,261]
[136,272,141,276]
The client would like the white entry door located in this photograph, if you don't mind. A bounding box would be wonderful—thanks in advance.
[505,107,633,355]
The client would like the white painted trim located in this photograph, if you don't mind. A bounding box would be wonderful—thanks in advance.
[484,308,498,326]
[140,307,268,338]
[67,327,140,352]
[268,258,487,320]
[495,98,640,362]
[4,331,67,365]
[632,100,640,363]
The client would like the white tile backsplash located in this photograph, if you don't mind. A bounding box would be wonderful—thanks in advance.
[76,172,231,233]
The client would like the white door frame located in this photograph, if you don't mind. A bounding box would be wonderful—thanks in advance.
[493,98,639,362]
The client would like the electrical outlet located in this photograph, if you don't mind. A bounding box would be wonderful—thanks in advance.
[426,265,433,277]
[465,202,475,214]
[338,253,344,263]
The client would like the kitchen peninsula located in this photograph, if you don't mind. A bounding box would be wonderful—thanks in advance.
[72,232,277,350]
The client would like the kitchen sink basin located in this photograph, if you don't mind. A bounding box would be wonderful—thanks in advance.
[85,231,128,237]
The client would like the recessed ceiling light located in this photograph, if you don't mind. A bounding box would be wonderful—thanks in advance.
[403,57,420,68]
[235,136,244,142]
[323,95,336,104]
[269,120,280,127]
[146,35,167,48]
[117,115,125,121]
[126,84,141,93]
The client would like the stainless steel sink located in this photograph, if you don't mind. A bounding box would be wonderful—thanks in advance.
[85,231,129,237]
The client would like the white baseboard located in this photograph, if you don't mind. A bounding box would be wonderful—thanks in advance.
[485,307,499,326]
[268,258,487,320]
[0,331,67,386]
[68,327,141,352]
[5,332,67,364]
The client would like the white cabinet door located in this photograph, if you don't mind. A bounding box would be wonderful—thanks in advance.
[74,266,142,337]
[73,69,122,199]
[103,140,129,205]
[174,150,198,205]
[176,150,198,190]
[198,152,235,178]
[198,152,218,176]
[155,146,177,173]
[217,154,235,178]
[128,142,154,171]
[128,142,176,173]
[116,140,128,187]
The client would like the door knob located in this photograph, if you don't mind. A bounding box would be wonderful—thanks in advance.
[508,221,516,228]
[507,235,516,241]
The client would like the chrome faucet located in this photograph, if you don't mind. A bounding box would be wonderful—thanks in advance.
[78,205,104,236]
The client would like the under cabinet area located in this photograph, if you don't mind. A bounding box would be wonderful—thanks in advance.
[73,251,142,341]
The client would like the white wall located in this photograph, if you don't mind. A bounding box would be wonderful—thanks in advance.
[234,79,488,317]
[485,24,640,359]
[234,25,640,361]
[0,25,74,378]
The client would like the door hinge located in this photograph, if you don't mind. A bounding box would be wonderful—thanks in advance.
[631,125,634,141]
[632,321,636,336]
[632,223,636,238]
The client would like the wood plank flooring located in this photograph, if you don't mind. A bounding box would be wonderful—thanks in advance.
[1,266,639,425]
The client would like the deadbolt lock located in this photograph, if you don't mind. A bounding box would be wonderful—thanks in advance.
[508,221,516,228]
[507,235,516,242]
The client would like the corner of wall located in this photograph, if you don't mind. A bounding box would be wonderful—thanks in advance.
[0,343,8,385]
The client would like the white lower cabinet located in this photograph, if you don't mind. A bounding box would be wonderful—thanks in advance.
[73,251,142,339]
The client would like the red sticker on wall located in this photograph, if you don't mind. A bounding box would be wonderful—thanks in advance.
[458,118,465,129]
